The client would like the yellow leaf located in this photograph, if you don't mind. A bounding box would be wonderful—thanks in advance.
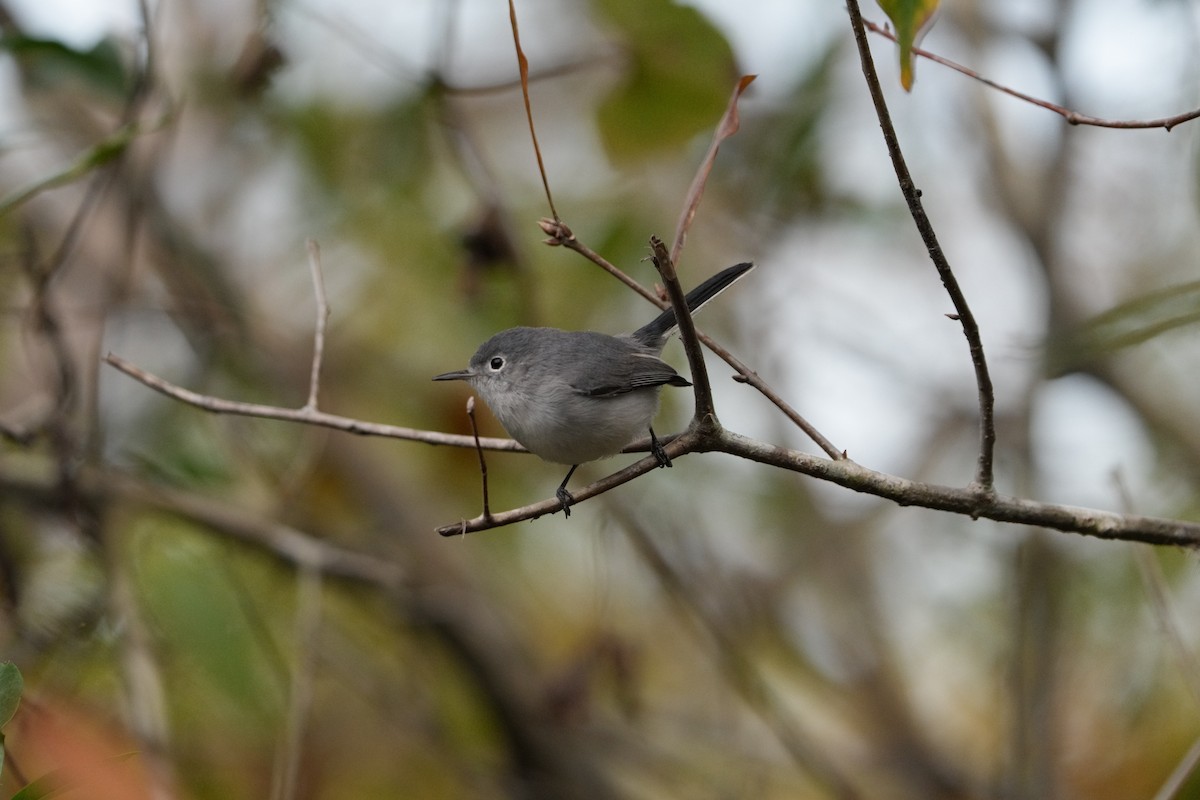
[876,0,940,91]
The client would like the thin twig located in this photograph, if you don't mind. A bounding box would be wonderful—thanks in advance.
[436,433,696,535]
[541,218,842,459]
[649,236,716,425]
[847,0,997,492]
[104,352,525,453]
[437,426,1200,543]
[271,565,322,800]
[864,19,1200,132]
[303,239,330,412]
[1117,472,1200,798]
[507,0,558,221]
[466,396,492,520]
[671,75,756,266]
[105,338,1200,546]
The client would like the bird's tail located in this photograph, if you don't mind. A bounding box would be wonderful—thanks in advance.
[632,261,755,347]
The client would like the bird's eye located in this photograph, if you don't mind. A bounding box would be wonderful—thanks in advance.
[488,356,505,371]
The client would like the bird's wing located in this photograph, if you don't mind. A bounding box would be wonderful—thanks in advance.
[574,351,690,397]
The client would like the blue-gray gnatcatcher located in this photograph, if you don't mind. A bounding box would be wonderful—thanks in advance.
[433,261,754,516]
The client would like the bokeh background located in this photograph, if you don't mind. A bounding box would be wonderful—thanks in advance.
[1,0,1199,798]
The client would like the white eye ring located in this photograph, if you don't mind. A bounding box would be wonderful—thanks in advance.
[488,356,505,371]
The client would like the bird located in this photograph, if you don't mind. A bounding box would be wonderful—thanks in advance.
[433,261,754,516]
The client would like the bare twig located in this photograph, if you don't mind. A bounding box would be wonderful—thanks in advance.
[105,315,1200,546]
[437,426,1200,543]
[507,0,558,221]
[303,240,330,412]
[104,352,525,453]
[671,75,756,266]
[847,0,997,492]
[466,396,492,520]
[864,19,1200,132]
[436,433,696,535]
[541,219,842,459]
[649,236,716,424]
[271,565,322,800]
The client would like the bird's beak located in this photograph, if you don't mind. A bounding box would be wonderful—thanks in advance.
[432,368,473,382]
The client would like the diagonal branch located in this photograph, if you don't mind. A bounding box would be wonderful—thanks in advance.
[438,425,1200,544]
[863,19,1200,132]
[104,352,525,453]
[671,74,756,266]
[846,0,997,492]
[507,0,558,220]
[649,236,717,425]
[541,219,842,459]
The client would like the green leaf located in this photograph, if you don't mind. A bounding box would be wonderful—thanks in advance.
[0,122,139,216]
[0,34,129,98]
[0,662,23,727]
[11,770,69,800]
[1047,280,1200,374]
[593,0,736,160]
[876,0,939,91]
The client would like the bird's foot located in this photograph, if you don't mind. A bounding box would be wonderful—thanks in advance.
[649,428,672,469]
[556,485,575,518]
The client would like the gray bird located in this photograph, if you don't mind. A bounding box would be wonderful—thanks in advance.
[434,261,754,516]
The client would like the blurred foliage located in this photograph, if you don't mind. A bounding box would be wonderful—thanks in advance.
[594,0,737,160]
[0,0,1198,799]
[0,34,129,97]
[1047,279,1200,373]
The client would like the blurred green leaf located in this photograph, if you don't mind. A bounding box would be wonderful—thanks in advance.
[0,661,18,786]
[11,771,68,800]
[0,661,21,727]
[0,122,137,216]
[1048,280,1200,373]
[134,521,282,725]
[594,0,736,160]
[876,0,939,91]
[286,89,434,202]
[0,34,128,97]
[726,39,841,222]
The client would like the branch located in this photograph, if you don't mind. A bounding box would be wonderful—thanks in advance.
[671,75,756,265]
[864,19,1200,132]
[104,352,525,453]
[541,218,843,460]
[507,0,558,220]
[847,0,997,492]
[438,425,1200,544]
[106,339,1200,547]
[649,236,716,424]
[438,434,697,536]
[302,239,330,412]
[713,429,1200,548]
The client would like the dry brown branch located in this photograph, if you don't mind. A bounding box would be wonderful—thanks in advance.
[671,74,756,265]
[864,19,1200,132]
[649,236,715,424]
[847,0,997,492]
[507,0,558,221]
[302,239,330,412]
[437,426,1200,543]
[541,219,842,459]
[103,352,525,453]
